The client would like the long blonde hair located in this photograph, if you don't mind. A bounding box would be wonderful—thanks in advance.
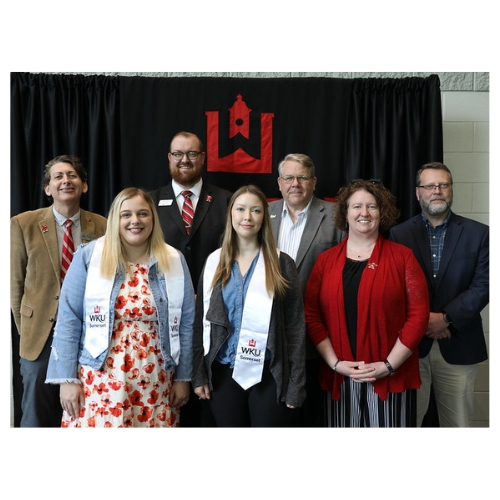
[100,187,170,278]
[211,185,289,297]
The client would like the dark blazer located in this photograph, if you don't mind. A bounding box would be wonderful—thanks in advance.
[268,197,345,297]
[389,212,489,365]
[150,181,232,287]
[10,206,107,361]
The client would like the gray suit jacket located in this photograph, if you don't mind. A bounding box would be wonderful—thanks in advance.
[269,197,345,359]
[269,197,345,297]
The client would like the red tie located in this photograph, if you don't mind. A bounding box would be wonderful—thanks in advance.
[61,219,75,282]
[181,190,194,234]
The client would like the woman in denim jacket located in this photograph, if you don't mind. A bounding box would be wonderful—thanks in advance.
[46,188,195,427]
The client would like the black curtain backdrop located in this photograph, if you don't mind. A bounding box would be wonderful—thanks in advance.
[10,72,443,426]
[345,75,443,219]
[117,76,353,204]
[11,73,442,220]
[11,73,121,216]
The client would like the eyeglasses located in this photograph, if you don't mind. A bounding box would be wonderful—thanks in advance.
[280,175,314,184]
[349,178,383,185]
[416,183,452,191]
[170,151,202,160]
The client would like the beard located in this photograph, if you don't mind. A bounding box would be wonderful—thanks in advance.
[169,163,202,187]
[420,197,452,216]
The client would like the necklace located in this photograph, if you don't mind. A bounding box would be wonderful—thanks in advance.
[347,241,376,260]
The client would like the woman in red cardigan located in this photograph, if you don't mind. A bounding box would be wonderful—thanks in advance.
[305,180,429,427]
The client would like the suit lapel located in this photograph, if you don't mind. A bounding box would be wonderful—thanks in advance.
[159,184,187,234]
[189,184,213,236]
[39,207,61,284]
[435,214,463,287]
[410,216,434,280]
[80,209,96,243]
[269,199,283,243]
[295,198,324,268]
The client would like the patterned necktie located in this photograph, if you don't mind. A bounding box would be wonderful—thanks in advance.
[181,190,194,234]
[61,219,75,282]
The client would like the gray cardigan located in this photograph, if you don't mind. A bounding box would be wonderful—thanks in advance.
[192,252,306,408]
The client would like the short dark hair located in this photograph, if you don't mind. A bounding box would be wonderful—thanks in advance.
[169,131,205,152]
[42,155,88,189]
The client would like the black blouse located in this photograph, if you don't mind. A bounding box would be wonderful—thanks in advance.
[343,258,368,358]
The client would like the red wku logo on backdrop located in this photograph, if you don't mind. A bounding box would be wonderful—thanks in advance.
[205,94,274,173]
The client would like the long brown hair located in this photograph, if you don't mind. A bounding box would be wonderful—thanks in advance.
[211,185,289,297]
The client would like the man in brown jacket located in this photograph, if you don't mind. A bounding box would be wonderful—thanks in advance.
[10,155,107,427]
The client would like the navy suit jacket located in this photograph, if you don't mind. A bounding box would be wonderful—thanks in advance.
[150,181,232,288]
[390,212,489,364]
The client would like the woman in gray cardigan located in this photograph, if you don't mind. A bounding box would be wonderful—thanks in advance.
[192,185,306,427]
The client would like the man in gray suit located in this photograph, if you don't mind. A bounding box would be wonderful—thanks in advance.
[269,153,345,426]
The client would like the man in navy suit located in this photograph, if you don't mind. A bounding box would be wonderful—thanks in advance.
[390,162,489,427]
[150,131,232,426]
[269,153,345,426]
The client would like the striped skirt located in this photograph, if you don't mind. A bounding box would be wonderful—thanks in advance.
[326,377,416,427]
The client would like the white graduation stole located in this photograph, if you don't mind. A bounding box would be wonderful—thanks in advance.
[84,237,184,362]
[202,248,274,390]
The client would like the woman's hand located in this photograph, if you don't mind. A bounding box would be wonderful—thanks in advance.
[169,381,190,407]
[335,360,377,383]
[194,384,211,400]
[60,383,85,419]
[354,361,394,381]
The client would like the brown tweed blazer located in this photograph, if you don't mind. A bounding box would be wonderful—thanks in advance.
[10,206,107,361]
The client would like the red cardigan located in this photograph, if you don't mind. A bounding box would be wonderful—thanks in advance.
[305,235,429,400]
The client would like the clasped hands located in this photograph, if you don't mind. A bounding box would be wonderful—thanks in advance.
[424,311,452,340]
[333,360,390,383]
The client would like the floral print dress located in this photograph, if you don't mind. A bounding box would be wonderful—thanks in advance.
[62,263,180,427]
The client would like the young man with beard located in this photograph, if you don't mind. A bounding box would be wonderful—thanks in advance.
[150,131,232,289]
[390,162,489,427]
[150,131,232,427]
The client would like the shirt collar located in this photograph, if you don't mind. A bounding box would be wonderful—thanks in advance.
[53,206,81,226]
[421,210,451,229]
[172,178,203,199]
[282,198,313,218]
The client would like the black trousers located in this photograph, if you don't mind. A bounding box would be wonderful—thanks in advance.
[209,361,294,427]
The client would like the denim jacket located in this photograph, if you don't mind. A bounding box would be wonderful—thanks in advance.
[46,239,195,383]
